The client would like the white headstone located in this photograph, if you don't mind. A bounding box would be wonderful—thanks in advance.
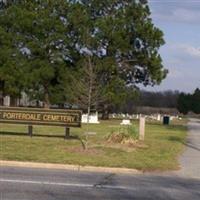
[81,112,100,124]
[157,114,161,121]
[3,96,10,106]
[120,119,132,125]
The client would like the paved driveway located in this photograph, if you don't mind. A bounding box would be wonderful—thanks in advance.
[178,118,200,179]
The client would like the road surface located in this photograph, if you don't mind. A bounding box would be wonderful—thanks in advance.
[0,119,200,200]
[0,166,200,200]
[178,118,200,179]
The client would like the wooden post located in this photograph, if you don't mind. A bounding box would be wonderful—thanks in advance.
[139,117,145,140]
[28,125,33,137]
[65,127,70,139]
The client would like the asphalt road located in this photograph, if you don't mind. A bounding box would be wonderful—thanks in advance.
[0,166,200,200]
[0,119,200,200]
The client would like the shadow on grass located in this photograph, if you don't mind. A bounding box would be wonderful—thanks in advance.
[162,123,200,152]
[168,136,184,142]
[0,131,86,150]
[166,124,187,131]
[168,135,200,152]
[0,131,68,138]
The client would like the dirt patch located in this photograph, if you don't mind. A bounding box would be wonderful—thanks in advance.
[106,132,149,152]
[107,132,137,146]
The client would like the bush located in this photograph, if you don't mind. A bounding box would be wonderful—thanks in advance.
[126,125,139,140]
[107,125,139,145]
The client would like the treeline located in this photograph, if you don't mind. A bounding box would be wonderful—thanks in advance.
[177,88,200,114]
[112,90,180,114]
[0,0,167,119]
[138,90,179,108]
[112,88,200,115]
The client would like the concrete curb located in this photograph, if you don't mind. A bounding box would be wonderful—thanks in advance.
[0,160,141,175]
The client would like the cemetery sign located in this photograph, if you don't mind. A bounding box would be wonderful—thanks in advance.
[0,107,82,127]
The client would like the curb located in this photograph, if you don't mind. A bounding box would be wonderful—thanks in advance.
[0,160,141,175]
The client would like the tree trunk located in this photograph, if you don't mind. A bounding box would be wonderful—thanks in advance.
[10,96,18,107]
[44,92,50,109]
[0,93,3,106]
[101,104,110,120]
[0,81,4,106]
[36,100,40,108]
[84,55,93,150]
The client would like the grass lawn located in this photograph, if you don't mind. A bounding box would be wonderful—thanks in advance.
[0,119,187,171]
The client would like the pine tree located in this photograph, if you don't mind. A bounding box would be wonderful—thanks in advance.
[0,0,74,107]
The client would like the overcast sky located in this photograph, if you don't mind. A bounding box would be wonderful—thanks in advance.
[143,0,200,93]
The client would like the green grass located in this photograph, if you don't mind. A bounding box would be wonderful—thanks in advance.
[0,119,187,171]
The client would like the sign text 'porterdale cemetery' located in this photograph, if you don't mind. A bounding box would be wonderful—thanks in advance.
[0,107,82,127]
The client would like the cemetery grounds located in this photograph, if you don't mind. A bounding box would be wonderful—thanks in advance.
[0,119,187,171]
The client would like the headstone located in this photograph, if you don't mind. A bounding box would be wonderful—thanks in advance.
[157,114,161,121]
[112,113,116,118]
[90,113,100,124]
[170,116,174,121]
[81,114,88,123]
[81,112,100,124]
[120,119,132,125]
[3,96,10,106]
[121,114,126,118]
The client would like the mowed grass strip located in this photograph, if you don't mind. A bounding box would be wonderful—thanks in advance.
[0,119,187,171]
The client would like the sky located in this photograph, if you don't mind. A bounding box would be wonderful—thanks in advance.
[143,0,200,93]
